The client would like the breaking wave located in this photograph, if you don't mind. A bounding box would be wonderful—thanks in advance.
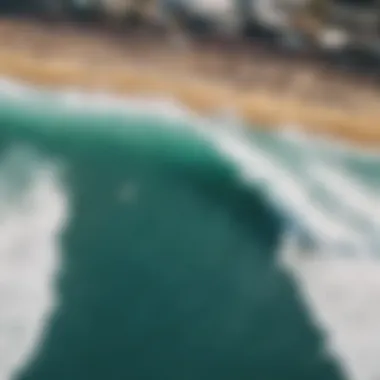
[0,79,379,380]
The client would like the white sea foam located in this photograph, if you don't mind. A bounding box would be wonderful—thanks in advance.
[282,234,380,380]
[0,78,380,380]
[0,146,68,380]
[207,125,380,380]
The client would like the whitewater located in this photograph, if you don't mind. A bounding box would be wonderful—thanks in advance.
[0,79,379,380]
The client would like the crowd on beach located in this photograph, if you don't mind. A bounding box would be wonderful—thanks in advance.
[2,0,380,72]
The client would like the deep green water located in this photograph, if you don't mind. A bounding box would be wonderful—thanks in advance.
[1,84,380,380]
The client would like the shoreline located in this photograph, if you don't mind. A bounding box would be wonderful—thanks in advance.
[1,18,380,147]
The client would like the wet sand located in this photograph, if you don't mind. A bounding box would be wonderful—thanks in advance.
[1,17,380,147]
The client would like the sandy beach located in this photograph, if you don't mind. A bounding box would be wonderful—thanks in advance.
[1,17,380,146]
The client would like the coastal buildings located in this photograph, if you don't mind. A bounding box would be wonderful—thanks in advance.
[1,0,380,69]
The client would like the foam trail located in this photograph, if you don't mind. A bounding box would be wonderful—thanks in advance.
[199,124,362,251]
[312,164,380,223]
[0,146,68,380]
[309,164,380,255]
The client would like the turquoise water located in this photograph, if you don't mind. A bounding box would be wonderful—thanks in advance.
[0,81,380,380]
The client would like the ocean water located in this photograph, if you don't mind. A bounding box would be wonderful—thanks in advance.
[0,80,380,380]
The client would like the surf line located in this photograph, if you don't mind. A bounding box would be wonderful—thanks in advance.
[0,30,378,148]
